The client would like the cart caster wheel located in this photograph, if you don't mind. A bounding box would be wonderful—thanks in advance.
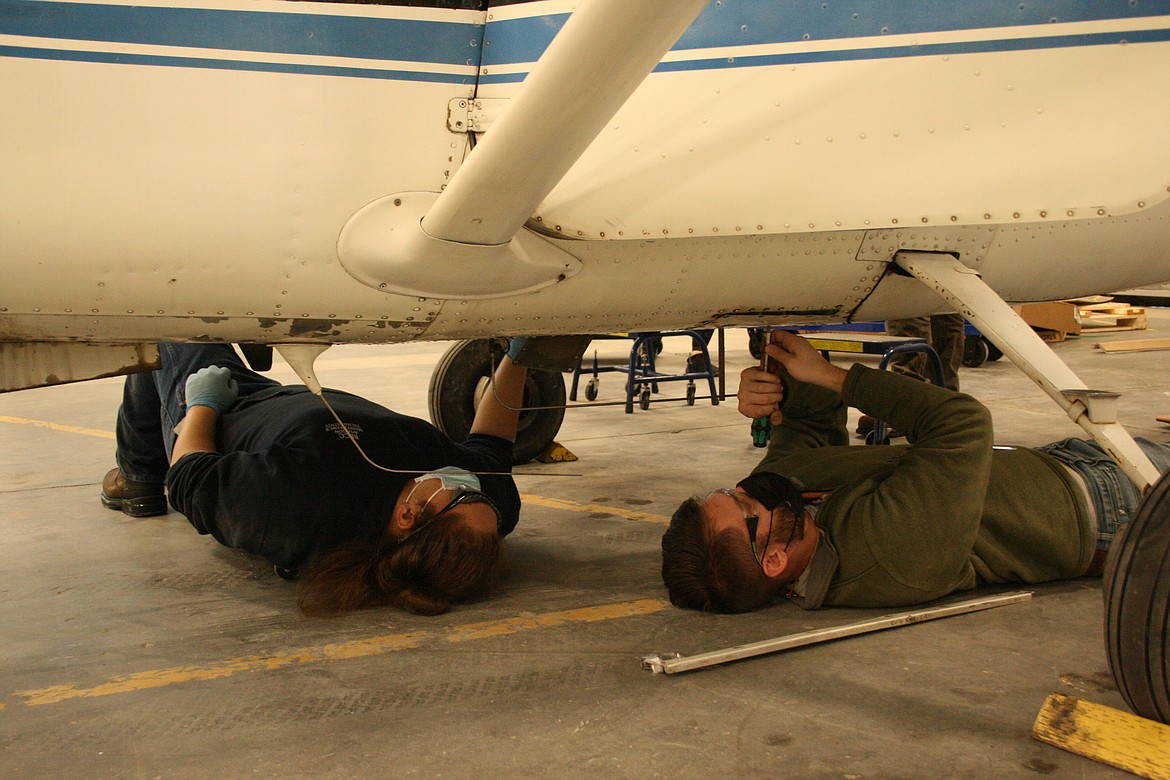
[585,379,599,401]
[639,388,651,410]
[962,335,990,368]
[686,381,696,406]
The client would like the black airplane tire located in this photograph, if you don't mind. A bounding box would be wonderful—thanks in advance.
[428,339,567,465]
[1103,469,1170,724]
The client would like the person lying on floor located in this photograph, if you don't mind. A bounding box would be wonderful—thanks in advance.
[102,341,529,616]
[661,330,1169,613]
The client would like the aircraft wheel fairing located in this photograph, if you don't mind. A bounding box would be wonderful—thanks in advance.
[428,339,566,465]
[1103,469,1170,724]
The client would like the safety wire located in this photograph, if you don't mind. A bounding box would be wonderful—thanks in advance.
[310,378,581,478]
[310,345,731,477]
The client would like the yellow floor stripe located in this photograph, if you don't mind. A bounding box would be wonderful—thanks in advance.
[448,599,665,642]
[0,415,115,440]
[12,599,668,707]
[1,415,671,707]
[520,494,670,525]
[15,633,427,707]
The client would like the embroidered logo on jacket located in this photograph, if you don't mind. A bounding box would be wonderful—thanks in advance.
[325,421,363,440]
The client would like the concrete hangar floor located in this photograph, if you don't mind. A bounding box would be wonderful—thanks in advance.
[3,311,1168,779]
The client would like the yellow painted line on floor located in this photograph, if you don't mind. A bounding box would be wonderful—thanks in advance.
[15,632,428,706]
[448,599,667,642]
[0,415,115,440]
[12,599,668,708]
[520,494,670,525]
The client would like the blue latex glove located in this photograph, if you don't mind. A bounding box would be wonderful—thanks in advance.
[505,337,530,362]
[185,365,239,415]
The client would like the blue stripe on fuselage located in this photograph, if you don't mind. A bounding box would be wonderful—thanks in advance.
[0,42,478,82]
[480,0,1170,68]
[3,0,1170,84]
[0,0,479,65]
[658,26,1170,73]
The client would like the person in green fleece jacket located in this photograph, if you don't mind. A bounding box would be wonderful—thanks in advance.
[661,330,1170,613]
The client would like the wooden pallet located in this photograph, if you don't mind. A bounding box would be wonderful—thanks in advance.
[1077,302,1148,332]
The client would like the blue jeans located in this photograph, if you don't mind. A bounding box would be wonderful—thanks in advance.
[1036,437,1170,549]
[115,343,279,484]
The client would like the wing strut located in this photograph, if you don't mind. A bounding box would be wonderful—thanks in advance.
[894,250,1160,490]
[338,0,709,299]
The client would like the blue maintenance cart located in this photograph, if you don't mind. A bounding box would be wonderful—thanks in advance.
[569,330,720,414]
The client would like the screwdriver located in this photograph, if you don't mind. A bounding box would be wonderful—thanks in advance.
[751,344,772,448]
[751,415,771,448]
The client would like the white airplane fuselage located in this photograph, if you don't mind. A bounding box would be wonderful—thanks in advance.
[3,0,1170,354]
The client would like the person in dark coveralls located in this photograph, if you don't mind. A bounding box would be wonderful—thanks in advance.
[661,330,1170,613]
[101,341,529,617]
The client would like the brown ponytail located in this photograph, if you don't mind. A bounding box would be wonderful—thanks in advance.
[297,520,501,617]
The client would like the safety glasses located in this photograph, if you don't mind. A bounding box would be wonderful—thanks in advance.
[706,488,768,568]
[705,488,800,570]
[404,487,502,540]
[435,488,502,527]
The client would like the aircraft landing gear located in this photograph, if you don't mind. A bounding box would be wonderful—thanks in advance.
[428,339,567,464]
[893,250,1168,723]
[1105,470,1170,724]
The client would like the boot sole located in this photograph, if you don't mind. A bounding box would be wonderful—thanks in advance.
[101,493,168,518]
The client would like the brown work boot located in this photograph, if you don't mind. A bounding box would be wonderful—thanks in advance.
[101,468,167,517]
[855,414,904,441]
[855,414,877,436]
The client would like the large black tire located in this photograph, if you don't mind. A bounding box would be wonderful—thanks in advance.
[428,339,567,465]
[1104,470,1170,724]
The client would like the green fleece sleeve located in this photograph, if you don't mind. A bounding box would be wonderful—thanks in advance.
[834,365,995,595]
[755,373,849,467]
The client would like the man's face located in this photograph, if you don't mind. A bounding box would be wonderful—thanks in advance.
[702,487,773,561]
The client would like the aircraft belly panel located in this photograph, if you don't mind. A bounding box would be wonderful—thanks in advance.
[853,197,1170,321]
[418,231,877,340]
[976,201,1170,302]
